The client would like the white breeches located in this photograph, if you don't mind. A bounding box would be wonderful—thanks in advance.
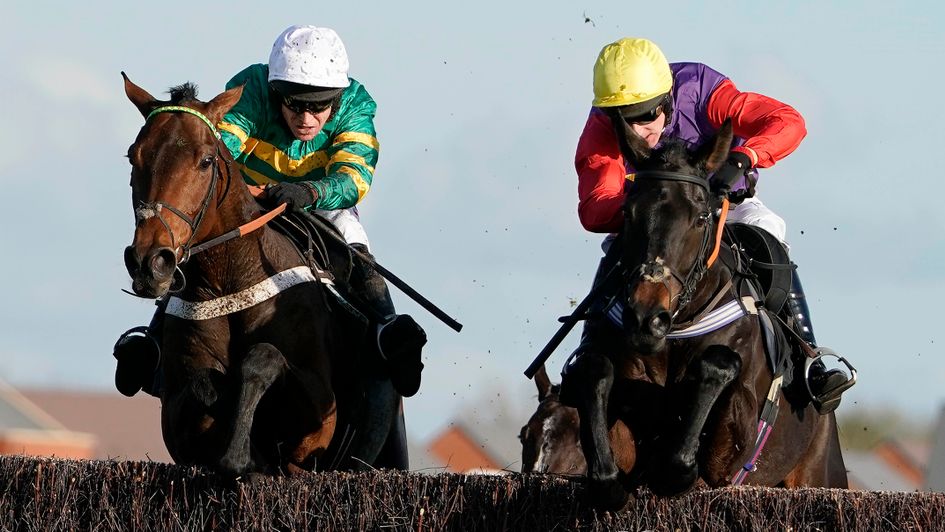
[600,195,787,253]
[312,206,371,250]
[725,196,788,247]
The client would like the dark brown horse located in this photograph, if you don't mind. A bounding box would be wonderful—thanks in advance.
[121,75,399,476]
[564,119,847,509]
[519,364,586,475]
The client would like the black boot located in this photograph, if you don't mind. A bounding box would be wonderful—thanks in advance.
[786,270,853,414]
[559,243,623,408]
[559,321,609,408]
[351,244,427,398]
[113,303,164,398]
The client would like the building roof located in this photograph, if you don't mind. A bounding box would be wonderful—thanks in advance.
[444,411,524,472]
[0,379,68,431]
[19,388,171,462]
[844,449,921,491]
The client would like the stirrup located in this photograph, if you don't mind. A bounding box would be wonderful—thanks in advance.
[803,348,857,414]
[113,326,160,363]
[376,315,426,397]
[113,326,161,397]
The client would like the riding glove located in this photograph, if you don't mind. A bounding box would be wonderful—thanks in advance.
[710,151,752,194]
[264,182,318,212]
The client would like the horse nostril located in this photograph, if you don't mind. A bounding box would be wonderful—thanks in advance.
[648,311,671,338]
[149,248,178,279]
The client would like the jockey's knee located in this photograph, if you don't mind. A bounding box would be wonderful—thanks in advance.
[350,243,396,319]
[316,207,370,250]
[727,197,787,244]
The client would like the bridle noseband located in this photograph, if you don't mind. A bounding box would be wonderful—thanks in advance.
[626,170,730,317]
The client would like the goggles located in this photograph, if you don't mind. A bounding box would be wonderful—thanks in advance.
[618,95,668,124]
[281,95,333,115]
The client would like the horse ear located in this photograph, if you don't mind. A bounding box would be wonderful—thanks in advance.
[205,85,245,125]
[610,111,652,168]
[697,118,734,173]
[534,364,552,401]
[122,72,159,118]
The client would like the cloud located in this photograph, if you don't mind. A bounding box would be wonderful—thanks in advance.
[0,55,141,181]
[22,55,112,106]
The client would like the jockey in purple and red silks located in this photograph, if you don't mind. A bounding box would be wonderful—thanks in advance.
[561,38,853,414]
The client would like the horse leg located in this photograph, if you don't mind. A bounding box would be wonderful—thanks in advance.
[651,345,741,496]
[219,343,287,477]
[821,413,849,488]
[569,352,628,511]
[373,397,409,470]
[782,412,848,488]
[341,376,399,471]
[161,366,231,466]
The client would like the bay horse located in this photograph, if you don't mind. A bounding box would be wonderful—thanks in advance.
[121,74,401,476]
[564,119,847,509]
[519,364,586,475]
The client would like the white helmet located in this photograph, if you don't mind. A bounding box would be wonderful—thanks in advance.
[268,25,350,89]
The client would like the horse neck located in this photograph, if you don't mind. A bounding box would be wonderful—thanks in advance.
[213,157,257,227]
[184,161,277,291]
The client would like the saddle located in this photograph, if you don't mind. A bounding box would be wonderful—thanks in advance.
[722,223,806,397]
[267,210,369,324]
[722,223,793,315]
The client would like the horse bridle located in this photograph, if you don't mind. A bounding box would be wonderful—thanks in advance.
[625,170,730,318]
[134,106,229,271]
[129,106,288,298]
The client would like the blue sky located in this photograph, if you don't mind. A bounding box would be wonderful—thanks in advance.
[1,1,944,444]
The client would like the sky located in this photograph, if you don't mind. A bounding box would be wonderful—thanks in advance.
[1,1,944,448]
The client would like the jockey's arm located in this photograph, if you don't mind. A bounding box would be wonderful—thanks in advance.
[576,109,628,233]
[306,104,379,211]
[218,66,262,163]
[705,79,807,168]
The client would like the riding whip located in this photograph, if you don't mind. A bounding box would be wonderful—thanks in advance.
[524,257,624,379]
[297,210,463,332]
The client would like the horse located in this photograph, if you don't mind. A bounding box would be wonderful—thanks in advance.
[519,364,586,475]
[121,74,403,476]
[564,119,847,509]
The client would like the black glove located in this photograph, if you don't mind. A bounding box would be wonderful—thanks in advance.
[710,151,752,194]
[264,182,317,212]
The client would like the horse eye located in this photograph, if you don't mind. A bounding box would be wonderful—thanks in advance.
[696,212,710,227]
[199,156,214,170]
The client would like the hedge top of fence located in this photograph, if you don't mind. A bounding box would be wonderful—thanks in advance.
[0,456,940,531]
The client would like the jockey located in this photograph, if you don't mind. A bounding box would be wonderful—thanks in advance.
[113,25,427,401]
[560,37,853,414]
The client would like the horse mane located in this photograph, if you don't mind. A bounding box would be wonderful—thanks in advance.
[649,139,705,176]
[168,82,200,104]
[612,111,706,177]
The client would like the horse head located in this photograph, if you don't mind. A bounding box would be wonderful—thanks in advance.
[121,74,244,298]
[615,116,734,353]
[519,365,586,475]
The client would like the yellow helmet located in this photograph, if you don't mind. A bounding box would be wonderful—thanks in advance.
[592,38,672,108]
